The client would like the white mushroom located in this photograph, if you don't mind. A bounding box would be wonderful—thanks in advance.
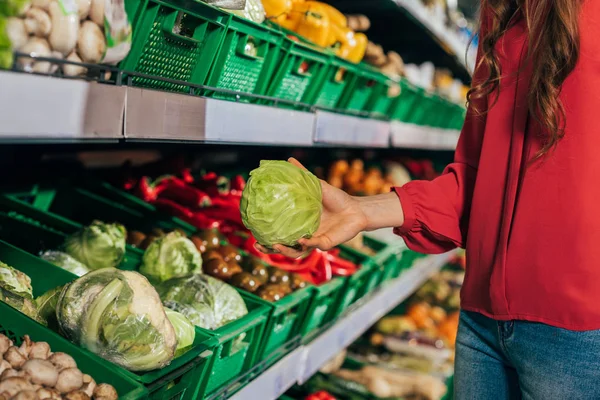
[24,7,52,37]
[0,335,12,356]
[55,368,83,394]
[4,347,26,369]
[36,388,61,400]
[18,336,32,358]
[63,391,90,400]
[6,18,28,51]
[92,384,117,400]
[48,353,76,372]
[80,375,95,398]
[0,370,20,380]
[31,0,52,10]
[89,0,105,27]
[48,1,79,55]
[0,378,35,397]
[21,359,59,387]
[63,52,87,76]
[17,38,52,73]
[29,342,51,360]
[10,391,39,400]
[77,21,105,63]
[0,360,11,376]
[77,0,91,20]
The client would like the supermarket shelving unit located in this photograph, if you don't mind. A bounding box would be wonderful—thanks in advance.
[0,71,459,150]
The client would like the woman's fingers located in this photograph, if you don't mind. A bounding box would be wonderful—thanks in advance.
[288,157,308,171]
[254,243,275,254]
[298,235,334,251]
[273,244,307,259]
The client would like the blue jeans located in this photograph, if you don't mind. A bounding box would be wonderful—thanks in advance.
[455,311,600,399]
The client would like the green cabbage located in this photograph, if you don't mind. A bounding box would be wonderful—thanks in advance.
[64,221,126,271]
[241,160,322,248]
[56,268,177,372]
[157,274,247,330]
[0,262,38,320]
[35,286,63,330]
[0,0,30,16]
[139,231,202,284]
[165,308,195,356]
[41,251,91,277]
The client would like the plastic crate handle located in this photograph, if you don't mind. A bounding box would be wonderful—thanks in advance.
[162,10,207,45]
[235,35,265,60]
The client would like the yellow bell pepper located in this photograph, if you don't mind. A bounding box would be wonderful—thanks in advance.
[332,25,367,63]
[347,32,367,63]
[313,2,347,28]
[291,1,331,47]
[262,0,293,19]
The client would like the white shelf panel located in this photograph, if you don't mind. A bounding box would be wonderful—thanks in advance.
[229,252,454,400]
[391,121,459,150]
[314,111,390,148]
[0,71,125,140]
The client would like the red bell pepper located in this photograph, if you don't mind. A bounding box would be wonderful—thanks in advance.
[306,391,336,400]
[181,168,195,184]
[209,194,241,209]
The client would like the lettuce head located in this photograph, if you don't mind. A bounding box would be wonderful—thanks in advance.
[64,221,126,270]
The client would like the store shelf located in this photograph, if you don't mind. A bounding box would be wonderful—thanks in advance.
[391,121,460,150]
[0,71,126,141]
[393,0,476,72]
[228,252,454,400]
[1,71,460,150]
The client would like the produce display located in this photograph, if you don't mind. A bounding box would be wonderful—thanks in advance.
[0,262,38,321]
[5,0,132,75]
[0,333,119,400]
[325,159,411,196]
[241,160,322,249]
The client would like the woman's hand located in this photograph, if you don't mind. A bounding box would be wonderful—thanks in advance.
[256,158,405,259]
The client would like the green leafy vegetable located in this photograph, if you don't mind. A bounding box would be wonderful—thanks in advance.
[64,221,126,270]
[165,308,196,357]
[41,251,91,277]
[241,160,322,248]
[0,0,30,17]
[56,268,177,371]
[0,261,38,320]
[139,231,202,284]
[157,274,247,330]
[35,286,63,330]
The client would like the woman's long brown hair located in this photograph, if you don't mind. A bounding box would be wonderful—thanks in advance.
[469,0,581,158]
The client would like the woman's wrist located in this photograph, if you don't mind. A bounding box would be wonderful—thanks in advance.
[354,192,405,231]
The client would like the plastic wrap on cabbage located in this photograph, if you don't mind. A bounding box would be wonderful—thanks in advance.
[165,308,196,357]
[157,274,247,330]
[56,268,177,371]
[0,261,38,320]
[35,286,63,330]
[64,221,126,270]
[225,0,265,23]
[241,160,322,248]
[41,251,91,277]
[139,231,202,284]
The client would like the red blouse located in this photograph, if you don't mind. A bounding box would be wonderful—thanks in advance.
[395,2,600,331]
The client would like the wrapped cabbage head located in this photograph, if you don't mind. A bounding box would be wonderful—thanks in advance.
[240,160,322,248]
[157,274,247,330]
[0,261,38,320]
[165,308,196,357]
[139,231,202,284]
[41,251,91,277]
[64,221,126,270]
[56,268,177,372]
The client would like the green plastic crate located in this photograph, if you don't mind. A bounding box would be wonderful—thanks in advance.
[311,55,359,110]
[121,0,230,93]
[300,277,345,343]
[389,79,422,122]
[206,16,285,101]
[249,286,313,363]
[266,37,331,106]
[340,236,401,284]
[0,239,215,400]
[330,260,382,319]
[369,81,399,119]
[0,303,148,400]
[338,64,389,113]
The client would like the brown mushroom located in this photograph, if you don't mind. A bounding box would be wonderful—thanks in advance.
[48,353,76,372]
[36,388,61,400]
[93,384,117,400]
[0,378,35,397]
[18,336,32,358]
[63,391,90,400]
[29,342,51,360]
[0,360,11,376]
[11,391,39,400]
[4,347,26,369]
[80,375,95,398]
[21,359,59,387]
[55,368,83,394]
[0,335,12,356]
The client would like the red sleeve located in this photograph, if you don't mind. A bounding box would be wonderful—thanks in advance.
[394,13,489,254]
